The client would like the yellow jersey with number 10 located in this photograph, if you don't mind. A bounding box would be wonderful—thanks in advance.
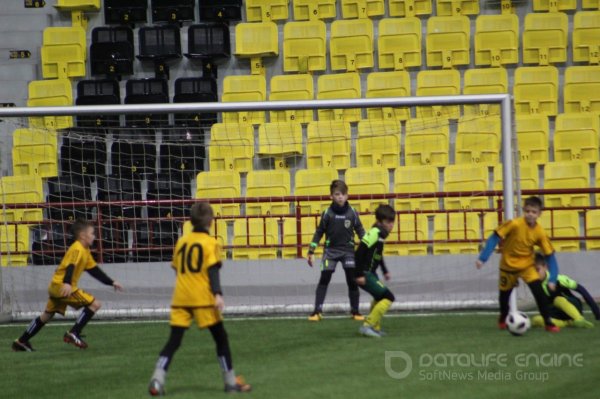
[171,231,222,307]
[495,217,554,271]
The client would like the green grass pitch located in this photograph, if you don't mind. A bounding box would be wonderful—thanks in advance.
[1,313,598,399]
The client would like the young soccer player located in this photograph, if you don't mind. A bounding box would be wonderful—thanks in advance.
[476,196,560,332]
[307,180,365,321]
[148,202,251,396]
[531,252,598,328]
[354,204,396,338]
[11,219,123,351]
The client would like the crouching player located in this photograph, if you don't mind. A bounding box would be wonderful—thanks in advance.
[149,202,251,395]
[354,204,396,338]
[531,252,598,329]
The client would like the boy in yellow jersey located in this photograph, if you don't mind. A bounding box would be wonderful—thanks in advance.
[148,202,251,396]
[476,196,560,333]
[11,220,123,351]
[355,204,396,338]
[531,252,598,329]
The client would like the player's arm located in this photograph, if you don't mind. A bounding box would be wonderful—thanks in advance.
[307,211,328,266]
[476,232,500,268]
[207,261,224,310]
[379,258,391,280]
[574,284,600,320]
[87,266,123,291]
[59,264,76,297]
[544,253,559,286]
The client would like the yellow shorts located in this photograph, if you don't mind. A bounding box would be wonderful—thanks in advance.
[499,266,540,291]
[45,288,95,315]
[170,306,222,329]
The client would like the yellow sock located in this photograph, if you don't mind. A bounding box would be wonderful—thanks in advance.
[553,296,583,320]
[365,299,392,330]
[532,315,570,328]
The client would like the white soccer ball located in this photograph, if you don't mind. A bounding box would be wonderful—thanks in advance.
[506,312,531,336]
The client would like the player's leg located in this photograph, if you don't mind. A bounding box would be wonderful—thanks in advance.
[64,290,98,349]
[309,256,337,320]
[498,270,517,329]
[359,272,394,337]
[531,315,570,328]
[524,275,559,332]
[553,296,594,328]
[342,258,362,320]
[208,322,251,393]
[12,310,55,352]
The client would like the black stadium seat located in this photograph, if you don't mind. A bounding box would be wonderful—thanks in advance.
[90,26,134,78]
[151,0,195,24]
[199,0,242,22]
[76,79,121,129]
[159,142,205,178]
[60,135,107,177]
[137,25,182,78]
[96,175,143,219]
[110,141,158,177]
[32,224,70,266]
[99,222,129,263]
[104,0,148,25]
[173,77,218,127]
[186,23,230,61]
[46,174,92,221]
[124,78,170,127]
[132,220,179,262]
[146,173,191,218]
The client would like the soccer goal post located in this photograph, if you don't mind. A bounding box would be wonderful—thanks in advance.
[0,94,517,321]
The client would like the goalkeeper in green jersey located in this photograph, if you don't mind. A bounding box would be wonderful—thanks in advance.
[354,204,396,338]
[531,253,599,329]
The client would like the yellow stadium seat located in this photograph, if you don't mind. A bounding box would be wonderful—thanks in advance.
[586,210,600,251]
[404,118,449,166]
[523,12,568,66]
[436,0,479,15]
[330,19,374,72]
[234,22,278,74]
[341,0,385,18]
[246,0,289,22]
[209,123,254,172]
[515,115,549,165]
[43,26,86,58]
[366,71,411,121]
[0,225,30,266]
[378,17,421,71]
[269,74,314,123]
[345,167,390,213]
[246,170,291,216]
[483,212,502,238]
[282,216,323,258]
[433,212,481,254]
[544,161,590,208]
[54,0,100,10]
[564,66,600,113]
[0,175,43,222]
[514,66,559,116]
[426,16,470,68]
[232,218,279,260]
[356,120,401,168]
[455,116,501,165]
[533,0,576,12]
[306,121,352,169]
[474,14,519,67]
[554,113,600,163]
[389,0,432,17]
[573,11,600,65]
[257,123,303,168]
[295,168,339,215]
[317,73,362,122]
[41,27,87,79]
[463,67,508,117]
[12,128,58,178]
[222,75,266,124]
[293,0,337,20]
[583,0,600,9]
[493,163,539,192]
[539,211,580,252]
[443,164,489,210]
[394,165,439,211]
[416,69,461,119]
[597,161,600,206]
[196,171,242,217]
[283,20,327,73]
[384,214,429,256]
[27,79,73,129]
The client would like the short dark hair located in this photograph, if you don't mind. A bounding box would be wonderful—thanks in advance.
[330,180,348,195]
[524,196,543,209]
[534,252,546,265]
[190,202,214,229]
[375,204,396,222]
[71,219,93,239]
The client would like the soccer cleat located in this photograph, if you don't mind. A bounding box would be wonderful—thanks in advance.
[498,315,507,330]
[63,331,88,349]
[572,319,594,329]
[148,379,165,396]
[359,325,382,338]
[351,312,365,321]
[11,340,34,352]
[225,375,252,393]
[308,312,323,322]
[545,325,560,333]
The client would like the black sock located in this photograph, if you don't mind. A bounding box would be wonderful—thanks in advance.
[314,271,333,314]
[344,268,360,314]
[70,307,95,335]
[499,290,512,322]
[19,317,45,342]
[157,327,186,372]
[528,280,555,326]
[209,322,233,372]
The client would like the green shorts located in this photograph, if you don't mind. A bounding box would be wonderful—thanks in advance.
[361,272,389,300]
